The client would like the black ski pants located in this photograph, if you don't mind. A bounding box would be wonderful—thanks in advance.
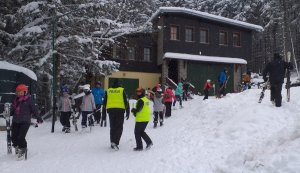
[60,111,71,128]
[81,111,93,127]
[153,111,164,123]
[94,104,102,123]
[164,102,172,118]
[108,109,125,145]
[203,89,209,100]
[11,122,30,149]
[270,83,283,107]
[134,122,152,149]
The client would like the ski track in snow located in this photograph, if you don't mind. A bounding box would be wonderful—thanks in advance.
[1,87,300,173]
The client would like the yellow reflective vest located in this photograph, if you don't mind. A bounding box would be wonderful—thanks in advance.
[106,87,125,109]
[135,96,151,122]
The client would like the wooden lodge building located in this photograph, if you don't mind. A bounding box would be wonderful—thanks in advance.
[104,7,263,97]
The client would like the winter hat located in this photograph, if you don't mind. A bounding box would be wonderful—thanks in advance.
[207,79,211,82]
[61,86,69,93]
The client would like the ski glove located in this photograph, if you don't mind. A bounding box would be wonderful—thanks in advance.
[131,108,137,117]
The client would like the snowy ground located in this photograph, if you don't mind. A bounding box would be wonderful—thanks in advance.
[1,86,300,173]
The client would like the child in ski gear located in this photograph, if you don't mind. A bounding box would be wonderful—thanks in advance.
[131,88,153,151]
[163,86,176,118]
[102,79,130,150]
[203,79,213,100]
[262,53,291,107]
[173,82,183,108]
[80,85,96,128]
[149,90,164,128]
[58,86,74,133]
[91,81,105,126]
[11,84,42,160]
[217,68,229,98]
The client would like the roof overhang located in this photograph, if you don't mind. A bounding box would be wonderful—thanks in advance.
[163,52,247,65]
[149,7,264,32]
[0,61,37,81]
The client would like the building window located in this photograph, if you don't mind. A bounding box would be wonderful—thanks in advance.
[219,31,228,45]
[128,47,135,60]
[233,32,241,47]
[200,28,209,44]
[185,27,194,42]
[143,48,151,62]
[170,26,179,40]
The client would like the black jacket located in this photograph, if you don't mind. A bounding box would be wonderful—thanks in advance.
[263,59,290,84]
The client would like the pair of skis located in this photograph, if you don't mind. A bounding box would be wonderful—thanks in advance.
[258,52,292,103]
[0,103,12,154]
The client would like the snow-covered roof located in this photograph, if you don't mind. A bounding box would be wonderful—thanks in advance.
[0,61,37,81]
[163,52,247,64]
[149,7,264,32]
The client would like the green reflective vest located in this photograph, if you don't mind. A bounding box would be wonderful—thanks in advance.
[136,96,151,122]
[106,87,125,109]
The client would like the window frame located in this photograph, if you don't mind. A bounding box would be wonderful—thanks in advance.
[127,47,135,60]
[233,32,241,47]
[185,26,194,42]
[143,47,151,62]
[170,25,180,41]
[219,30,228,46]
[199,27,209,44]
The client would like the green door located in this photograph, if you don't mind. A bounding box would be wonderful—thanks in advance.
[108,78,139,99]
[187,62,233,96]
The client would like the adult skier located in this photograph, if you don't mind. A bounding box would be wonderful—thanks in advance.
[263,53,291,107]
[131,88,153,151]
[217,68,229,98]
[11,84,43,160]
[102,79,130,150]
[91,81,105,126]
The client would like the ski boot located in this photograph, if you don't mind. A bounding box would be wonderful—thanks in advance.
[14,146,19,155]
[133,147,143,151]
[153,122,157,128]
[111,142,119,151]
[65,127,70,133]
[160,121,163,126]
[62,127,66,132]
[17,148,27,161]
[146,142,153,150]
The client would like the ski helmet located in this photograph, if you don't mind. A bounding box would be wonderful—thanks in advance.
[16,84,28,94]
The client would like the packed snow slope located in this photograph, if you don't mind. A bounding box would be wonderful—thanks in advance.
[1,87,300,173]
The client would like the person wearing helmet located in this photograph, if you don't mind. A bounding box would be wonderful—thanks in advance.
[58,86,74,133]
[11,84,42,160]
[80,84,96,129]
[102,79,130,151]
[203,79,213,100]
[131,88,153,151]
